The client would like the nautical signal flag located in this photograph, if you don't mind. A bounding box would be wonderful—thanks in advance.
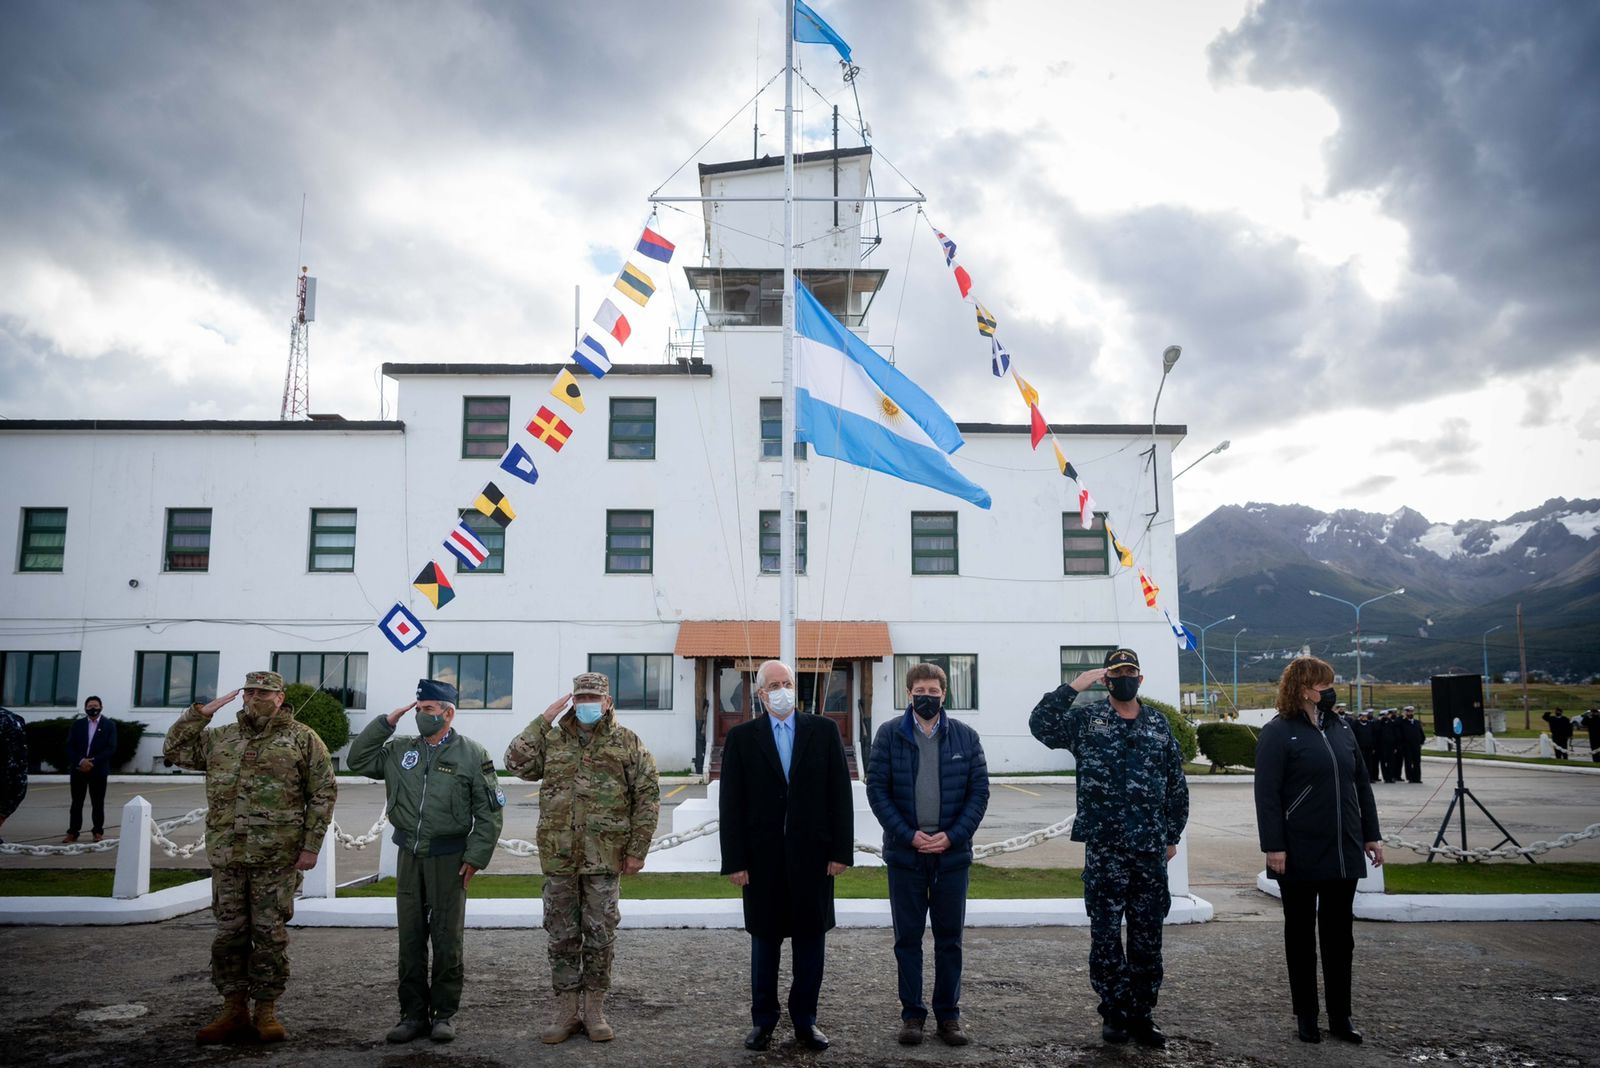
[550,368,585,414]
[594,299,632,345]
[528,406,573,451]
[1029,405,1048,449]
[1053,442,1079,482]
[975,302,997,338]
[937,230,957,267]
[1165,609,1198,651]
[473,482,516,528]
[990,336,1010,378]
[1012,370,1039,410]
[412,561,455,610]
[1077,486,1098,529]
[499,442,540,485]
[614,263,655,307]
[634,226,676,263]
[953,264,973,299]
[572,333,611,378]
[445,521,491,570]
[1107,520,1135,568]
[379,602,427,652]
[1140,569,1160,609]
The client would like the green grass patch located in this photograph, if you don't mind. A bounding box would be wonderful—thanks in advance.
[1384,861,1600,895]
[1457,751,1588,769]
[339,865,1086,900]
[0,868,208,897]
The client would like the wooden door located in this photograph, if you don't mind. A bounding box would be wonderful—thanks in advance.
[806,664,853,749]
[712,658,755,747]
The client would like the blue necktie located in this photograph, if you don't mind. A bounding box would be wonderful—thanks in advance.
[775,718,792,781]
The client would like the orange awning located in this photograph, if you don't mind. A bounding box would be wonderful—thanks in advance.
[674,620,893,659]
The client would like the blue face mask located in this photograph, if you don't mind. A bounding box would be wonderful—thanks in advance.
[575,702,604,725]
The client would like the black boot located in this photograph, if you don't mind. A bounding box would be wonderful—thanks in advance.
[1329,1017,1363,1043]
[1296,1016,1322,1043]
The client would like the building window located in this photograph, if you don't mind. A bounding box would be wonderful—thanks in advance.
[136,651,220,707]
[684,267,885,327]
[1061,646,1116,694]
[588,653,673,710]
[893,654,978,711]
[1062,512,1110,575]
[309,509,357,572]
[605,510,653,573]
[609,398,657,459]
[0,650,81,707]
[911,512,958,575]
[428,653,514,709]
[19,508,67,572]
[271,652,369,710]
[758,510,807,574]
[759,398,807,460]
[462,396,511,458]
[455,510,506,574]
[164,509,212,572]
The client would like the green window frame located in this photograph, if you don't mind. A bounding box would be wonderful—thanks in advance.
[427,652,514,709]
[759,398,807,460]
[462,396,511,459]
[758,510,807,573]
[892,653,979,711]
[1062,512,1110,575]
[19,508,67,572]
[609,398,657,459]
[605,510,653,573]
[0,650,81,707]
[135,651,220,707]
[271,651,368,709]
[456,509,506,574]
[164,508,212,572]
[911,512,958,575]
[1061,645,1116,694]
[308,509,357,572]
[588,653,674,710]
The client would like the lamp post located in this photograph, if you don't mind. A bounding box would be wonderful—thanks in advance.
[1173,439,1231,481]
[1181,613,1236,716]
[1308,586,1406,712]
[1231,626,1248,710]
[1481,624,1504,707]
[1144,345,1181,522]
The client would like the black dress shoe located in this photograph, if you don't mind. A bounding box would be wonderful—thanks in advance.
[1329,1018,1363,1043]
[1130,1020,1167,1048]
[1296,1016,1322,1043]
[1101,1020,1130,1044]
[744,1025,775,1050]
[795,1024,830,1051]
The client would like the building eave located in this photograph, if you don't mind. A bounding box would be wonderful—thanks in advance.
[382,362,712,378]
[0,419,406,432]
[958,422,1187,437]
[697,145,873,178]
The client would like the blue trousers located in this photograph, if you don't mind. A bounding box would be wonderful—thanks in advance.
[750,933,825,1029]
[888,857,969,1022]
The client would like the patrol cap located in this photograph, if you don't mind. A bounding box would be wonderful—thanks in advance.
[572,672,610,697]
[242,670,285,692]
[417,678,459,705]
[1403,705,1416,712]
[1103,648,1141,672]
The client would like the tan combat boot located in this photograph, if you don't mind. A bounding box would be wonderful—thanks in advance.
[584,990,615,1042]
[252,999,288,1043]
[541,990,583,1044]
[195,993,252,1045]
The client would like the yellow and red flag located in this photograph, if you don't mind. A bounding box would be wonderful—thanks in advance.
[528,406,573,451]
[1139,569,1160,608]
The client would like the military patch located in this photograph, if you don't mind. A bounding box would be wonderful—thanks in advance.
[495,788,507,807]
[481,760,494,774]
[437,764,455,774]
[401,750,420,771]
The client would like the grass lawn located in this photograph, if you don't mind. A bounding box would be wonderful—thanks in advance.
[1457,751,1588,769]
[339,865,1087,900]
[1384,861,1600,895]
[0,869,208,897]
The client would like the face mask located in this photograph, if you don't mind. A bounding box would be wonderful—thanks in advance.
[1317,688,1338,714]
[574,702,604,725]
[764,687,796,715]
[1107,675,1140,703]
[86,708,101,719]
[414,711,449,737]
[240,696,279,731]
[911,694,943,721]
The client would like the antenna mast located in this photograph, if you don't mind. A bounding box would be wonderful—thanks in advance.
[281,196,316,420]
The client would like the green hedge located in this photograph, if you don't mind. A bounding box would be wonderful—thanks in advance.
[22,716,148,773]
[1142,697,1198,764]
[1197,721,1260,770]
[285,683,351,752]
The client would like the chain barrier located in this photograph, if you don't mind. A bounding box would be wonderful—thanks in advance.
[1385,822,1600,862]
[331,815,388,850]
[150,808,208,859]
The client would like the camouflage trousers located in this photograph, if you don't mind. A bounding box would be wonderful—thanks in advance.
[211,865,302,999]
[1082,845,1171,1025]
[543,873,621,992]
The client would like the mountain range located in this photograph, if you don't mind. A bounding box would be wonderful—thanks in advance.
[1175,497,1600,685]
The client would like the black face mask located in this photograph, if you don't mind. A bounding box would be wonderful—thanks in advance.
[1107,676,1140,702]
[1316,688,1338,714]
[910,694,943,721]
[86,708,101,719]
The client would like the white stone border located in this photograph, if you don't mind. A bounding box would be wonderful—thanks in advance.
[0,879,213,925]
[1255,871,1600,921]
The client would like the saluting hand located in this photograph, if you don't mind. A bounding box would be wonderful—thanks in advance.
[200,690,241,717]
[1070,668,1107,692]
[542,693,573,724]
[386,701,416,728]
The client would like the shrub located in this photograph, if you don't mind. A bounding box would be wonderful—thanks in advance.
[285,683,351,752]
[1197,722,1260,770]
[21,716,148,772]
[1142,697,1198,764]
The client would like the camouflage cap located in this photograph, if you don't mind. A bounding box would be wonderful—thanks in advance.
[243,670,285,692]
[572,672,610,697]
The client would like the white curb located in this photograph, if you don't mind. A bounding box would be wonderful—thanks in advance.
[1254,871,1600,921]
[0,877,213,926]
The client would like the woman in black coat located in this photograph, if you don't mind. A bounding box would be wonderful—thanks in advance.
[1254,655,1383,1046]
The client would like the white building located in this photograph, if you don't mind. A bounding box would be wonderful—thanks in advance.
[0,148,1185,774]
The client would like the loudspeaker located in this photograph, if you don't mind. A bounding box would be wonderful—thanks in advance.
[1431,673,1485,736]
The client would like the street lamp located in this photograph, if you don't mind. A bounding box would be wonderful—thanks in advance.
[1308,586,1406,712]
[1180,612,1236,716]
[1231,626,1248,709]
[1145,345,1182,521]
[1174,439,1231,481]
[1481,624,1504,707]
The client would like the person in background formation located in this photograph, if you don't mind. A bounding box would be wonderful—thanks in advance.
[1400,706,1426,783]
[1029,648,1189,1048]
[347,678,506,1045]
[719,659,854,1053]
[1543,708,1574,760]
[1349,709,1377,783]
[63,695,117,843]
[1254,655,1382,1046]
[1578,709,1600,763]
[1377,710,1403,783]
[505,672,660,1044]
[163,671,337,1045]
[865,661,990,1047]
[0,705,27,844]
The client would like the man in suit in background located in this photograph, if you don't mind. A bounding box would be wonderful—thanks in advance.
[63,695,117,843]
[719,659,853,1052]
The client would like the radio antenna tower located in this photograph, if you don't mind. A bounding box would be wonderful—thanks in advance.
[280,196,316,420]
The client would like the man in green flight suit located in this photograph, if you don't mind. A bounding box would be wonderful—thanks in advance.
[347,677,506,1044]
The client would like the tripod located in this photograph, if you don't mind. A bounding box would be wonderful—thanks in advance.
[1428,734,1533,863]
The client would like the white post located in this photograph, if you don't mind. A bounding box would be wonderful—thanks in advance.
[1165,828,1191,898]
[1539,734,1555,758]
[302,826,337,899]
[379,829,399,879]
[1484,731,1498,755]
[778,0,798,668]
[112,795,152,900]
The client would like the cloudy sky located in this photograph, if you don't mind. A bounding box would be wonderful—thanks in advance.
[2,0,1596,532]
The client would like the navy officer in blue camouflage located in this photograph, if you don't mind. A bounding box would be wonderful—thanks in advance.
[1029,647,1189,1048]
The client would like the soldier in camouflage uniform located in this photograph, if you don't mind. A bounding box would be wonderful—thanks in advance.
[163,670,337,1045]
[505,672,659,1044]
[0,705,27,843]
[1029,648,1188,1048]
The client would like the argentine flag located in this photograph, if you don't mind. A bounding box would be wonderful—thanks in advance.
[794,282,992,509]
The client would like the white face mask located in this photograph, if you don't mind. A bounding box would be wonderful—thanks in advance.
[764,687,796,715]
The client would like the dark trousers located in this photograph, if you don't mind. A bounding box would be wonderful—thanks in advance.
[1380,749,1401,782]
[1553,735,1572,760]
[750,932,826,1029]
[1083,846,1170,1025]
[1360,747,1378,783]
[888,857,969,1022]
[1278,878,1358,1022]
[67,772,108,835]
[1404,746,1422,782]
[396,849,467,1022]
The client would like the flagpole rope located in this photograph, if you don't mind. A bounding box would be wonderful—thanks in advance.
[794,69,924,198]
[650,70,785,198]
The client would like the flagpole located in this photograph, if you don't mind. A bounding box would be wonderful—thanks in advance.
[780,0,798,671]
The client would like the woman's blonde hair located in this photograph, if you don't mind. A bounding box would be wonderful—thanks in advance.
[1275,656,1335,718]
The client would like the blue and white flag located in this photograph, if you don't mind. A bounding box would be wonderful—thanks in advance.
[793,0,852,63]
[794,282,991,509]
[990,335,1010,378]
[572,333,611,378]
[1165,610,1198,652]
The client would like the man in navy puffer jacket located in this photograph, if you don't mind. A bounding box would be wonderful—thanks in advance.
[866,662,989,1047]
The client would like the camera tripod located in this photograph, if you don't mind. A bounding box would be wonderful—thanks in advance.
[1428,734,1532,864]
